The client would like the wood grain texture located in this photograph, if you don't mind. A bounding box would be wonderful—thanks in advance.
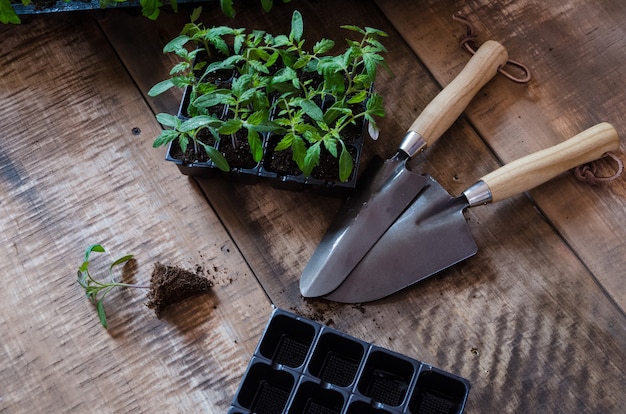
[0,12,271,413]
[2,0,624,413]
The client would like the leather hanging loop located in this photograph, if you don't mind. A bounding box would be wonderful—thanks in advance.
[453,14,532,84]
[574,152,624,184]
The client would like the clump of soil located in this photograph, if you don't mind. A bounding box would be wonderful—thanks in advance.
[146,263,213,318]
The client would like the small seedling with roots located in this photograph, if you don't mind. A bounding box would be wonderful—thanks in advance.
[77,244,214,329]
[77,244,147,329]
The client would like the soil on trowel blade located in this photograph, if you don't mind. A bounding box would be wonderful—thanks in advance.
[146,263,213,318]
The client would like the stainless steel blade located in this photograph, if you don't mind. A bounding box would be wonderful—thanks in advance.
[299,152,429,297]
[324,175,477,303]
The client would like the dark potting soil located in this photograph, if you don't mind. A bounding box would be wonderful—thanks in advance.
[220,130,257,169]
[266,146,301,176]
[264,134,359,180]
[311,145,358,181]
[146,263,213,318]
[169,128,216,164]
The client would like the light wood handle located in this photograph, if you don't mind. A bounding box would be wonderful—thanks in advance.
[401,40,508,157]
[482,122,620,202]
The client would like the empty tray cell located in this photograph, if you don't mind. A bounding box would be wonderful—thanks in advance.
[409,370,469,414]
[358,350,414,407]
[259,314,316,368]
[308,331,365,387]
[236,362,295,414]
[345,400,394,414]
[289,380,345,414]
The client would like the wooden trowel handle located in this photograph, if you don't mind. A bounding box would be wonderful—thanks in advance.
[476,123,620,204]
[401,40,508,157]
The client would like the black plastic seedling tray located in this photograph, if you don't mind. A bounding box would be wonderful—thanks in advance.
[167,83,367,198]
[229,308,470,414]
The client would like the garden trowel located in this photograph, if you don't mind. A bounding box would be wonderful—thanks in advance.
[322,122,620,303]
[300,40,509,297]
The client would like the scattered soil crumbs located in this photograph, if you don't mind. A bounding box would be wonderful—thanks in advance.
[146,263,213,318]
[290,298,367,326]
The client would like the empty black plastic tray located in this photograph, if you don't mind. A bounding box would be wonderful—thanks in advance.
[229,308,470,413]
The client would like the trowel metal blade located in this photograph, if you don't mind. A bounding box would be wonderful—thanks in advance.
[300,153,429,298]
[324,175,477,303]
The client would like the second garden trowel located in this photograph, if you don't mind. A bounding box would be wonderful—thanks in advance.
[300,40,509,298]
[323,123,620,303]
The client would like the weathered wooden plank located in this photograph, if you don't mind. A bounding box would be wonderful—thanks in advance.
[101,1,626,412]
[0,12,271,413]
[375,0,626,313]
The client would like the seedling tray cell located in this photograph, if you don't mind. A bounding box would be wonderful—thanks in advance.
[229,309,471,413]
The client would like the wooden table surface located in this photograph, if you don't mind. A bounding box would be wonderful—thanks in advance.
[1,0,625,412]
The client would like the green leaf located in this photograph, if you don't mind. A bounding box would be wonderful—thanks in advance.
[365,38,388,53]
[273,35,290,47]
[180,116,217,132]
[140,0,163,21]
[153,130,180,147]
[169,61,189,75]
[260,0,273,12]
[247,59,270,74]
[340,24,366,35]
[156,113,181,128]
[179,136,189,153]
[0,0,21,24]
[271,66,297,85]
[190,6,202,22]
[275,133,294,151]
[302,142,320,176]
[84,244,105,262]
[338,144,353,182]
[289,10,303,42]
[96,300,108,329]
[366,93,385,117]
[347,90,368,104]
[367,119,380,140]
[218,119,243,135]
[247,110,266,126]
[365,27,388,37]
[313,39,335,55]
[171,75,194,88]
[193,91,231,108]
[323,138,338,157]
[296,99,324,122]
[220,0,235,18]
[234,33,245,55]
[78,261,90,274]
[147,78,175,98]
[202,145,230,171]
[248,129,263,162]
[362,53,384,81]
[265,51,279,68]
[110,254,134,270]
[232,74,252,96]
[293,55,310,70]
[292,136,307,167]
